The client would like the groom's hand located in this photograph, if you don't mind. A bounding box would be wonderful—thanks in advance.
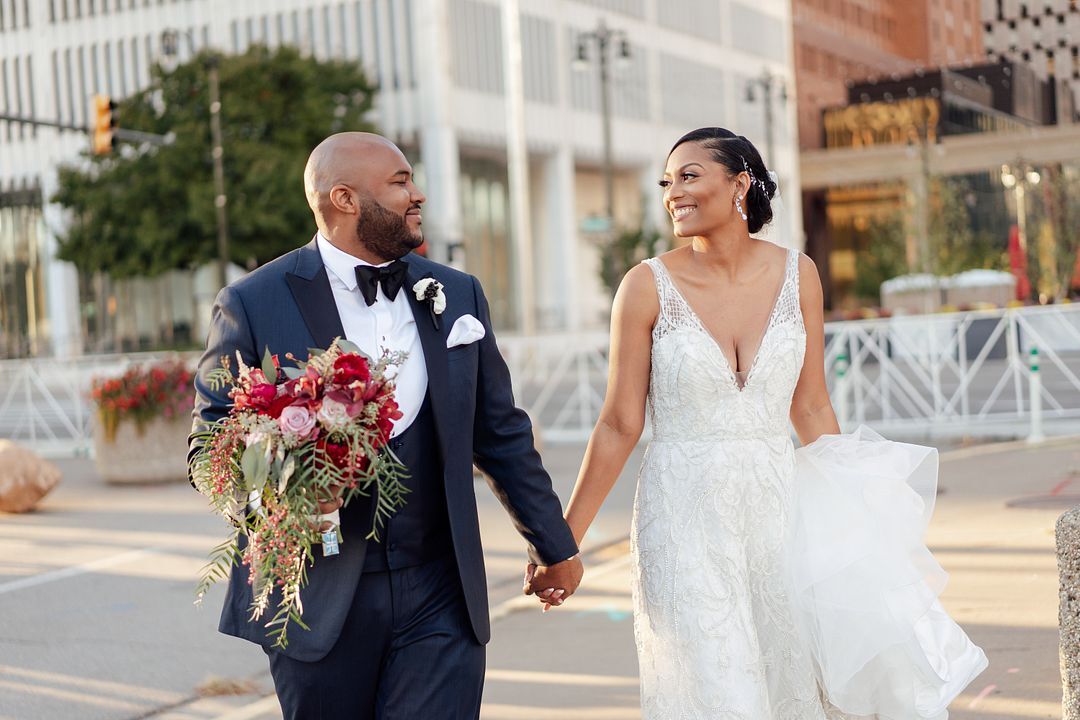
[523,555,583,610]
[314,483,345,532]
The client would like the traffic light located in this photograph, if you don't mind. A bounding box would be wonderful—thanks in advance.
[91,94,117,155]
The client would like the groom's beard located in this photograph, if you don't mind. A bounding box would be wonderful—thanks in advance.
[356,196,423,261]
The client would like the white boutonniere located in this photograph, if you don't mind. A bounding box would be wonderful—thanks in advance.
[412,276,446,330]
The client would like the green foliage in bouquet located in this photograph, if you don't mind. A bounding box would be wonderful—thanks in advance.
[189,339,409,648]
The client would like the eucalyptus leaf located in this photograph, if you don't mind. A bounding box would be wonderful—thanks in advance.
[280,455,295,493]
[282,367,303,380]
[241,440,270,493]
[261,347,278,384]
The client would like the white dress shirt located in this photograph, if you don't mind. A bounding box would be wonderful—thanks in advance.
[316,233,427,437]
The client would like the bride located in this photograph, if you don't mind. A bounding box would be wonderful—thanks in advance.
[533,127,987,718]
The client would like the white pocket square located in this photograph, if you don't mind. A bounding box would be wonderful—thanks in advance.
[446,314,486,348]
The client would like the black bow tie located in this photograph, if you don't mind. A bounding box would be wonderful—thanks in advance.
[354,260,408,306]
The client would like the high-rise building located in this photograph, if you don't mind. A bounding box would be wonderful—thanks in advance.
[793,0,985,150]
[981,0,1080,122]
[0,0,800,358]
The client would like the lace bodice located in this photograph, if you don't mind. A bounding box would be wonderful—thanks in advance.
[643,249,806,442]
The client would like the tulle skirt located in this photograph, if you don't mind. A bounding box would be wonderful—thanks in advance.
[788,426,988,719]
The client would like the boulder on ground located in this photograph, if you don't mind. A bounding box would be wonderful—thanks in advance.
[1058,505,1080,720]
[0,440,61,513]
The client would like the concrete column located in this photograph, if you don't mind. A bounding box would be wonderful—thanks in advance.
[537,145,579,331]
[40,173,82,359]
[414,0,463,267]
[1058,505,1080,720]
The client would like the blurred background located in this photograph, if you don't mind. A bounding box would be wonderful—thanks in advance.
[1,2,1080,718]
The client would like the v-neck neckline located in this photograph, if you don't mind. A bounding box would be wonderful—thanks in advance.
[656,252,790,393]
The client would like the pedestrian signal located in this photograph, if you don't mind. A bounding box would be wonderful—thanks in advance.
[91,94,117,155]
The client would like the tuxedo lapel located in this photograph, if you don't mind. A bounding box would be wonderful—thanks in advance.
[285,239,345,350]
[404,258,451,462]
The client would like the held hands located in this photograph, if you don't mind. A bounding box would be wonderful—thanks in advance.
[523,555,584,612]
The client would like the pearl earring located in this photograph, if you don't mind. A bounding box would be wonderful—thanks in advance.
[734,195,747,221]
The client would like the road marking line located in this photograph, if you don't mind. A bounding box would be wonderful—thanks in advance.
[968,683,997,708]
[0,547,161,595]
[1050,477,1073,496]
[489,553,631,623]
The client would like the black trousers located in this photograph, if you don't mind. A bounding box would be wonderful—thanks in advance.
[267,555,485,719]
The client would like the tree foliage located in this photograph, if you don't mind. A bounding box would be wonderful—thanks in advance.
[928,177,1006,277]
[53,45,377,278]
[853,212,907,301]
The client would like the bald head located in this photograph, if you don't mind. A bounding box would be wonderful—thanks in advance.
[304,132,405,217]
[303,132,426,262]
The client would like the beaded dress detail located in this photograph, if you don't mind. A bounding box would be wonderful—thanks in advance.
[633,249,827,719]
[631,249,987,719]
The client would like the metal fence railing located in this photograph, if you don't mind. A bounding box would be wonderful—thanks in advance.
[2,304,1079,456]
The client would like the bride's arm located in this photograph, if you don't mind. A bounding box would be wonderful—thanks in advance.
[563,264,657,546]
[790,253,841,445]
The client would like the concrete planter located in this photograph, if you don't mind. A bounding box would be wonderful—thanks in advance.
[93,415,190,484]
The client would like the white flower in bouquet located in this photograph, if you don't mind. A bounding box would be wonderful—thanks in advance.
[317,398,352,433]
[278,405,317,444]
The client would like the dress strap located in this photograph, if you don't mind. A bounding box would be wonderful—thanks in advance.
[642,258,687,338]
[777,248,804,331]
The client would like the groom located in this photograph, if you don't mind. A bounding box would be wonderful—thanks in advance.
[190,132,583,718]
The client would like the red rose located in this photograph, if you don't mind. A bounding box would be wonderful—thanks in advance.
[316,438,351,468]
[249,383,277,410]
[265,394,295,419]
[333,354,371,386]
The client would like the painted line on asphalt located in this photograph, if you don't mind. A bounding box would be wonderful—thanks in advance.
[967,683,997,709]
[0,547,161,595]
[208,553,637,720]
[489,553,631,623]
[1050,477,1074,496]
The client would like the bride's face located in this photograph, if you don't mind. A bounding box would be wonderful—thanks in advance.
[661,142,743,238]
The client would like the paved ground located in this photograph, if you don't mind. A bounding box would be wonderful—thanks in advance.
[0,436,1075,719]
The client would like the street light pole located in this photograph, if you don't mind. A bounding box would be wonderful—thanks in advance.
[161,29,231,291]
[596,20,615,236]
[745,68,786,167]
[574,19,629,292]
[206,57,230,291]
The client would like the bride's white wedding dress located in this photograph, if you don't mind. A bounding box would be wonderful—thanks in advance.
[632,250,986,720]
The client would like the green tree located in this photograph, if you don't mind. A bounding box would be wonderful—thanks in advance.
[599,226,667,296]
[53,45,377,278]
[853,213,907,301]
[1042,165,1080,300]
[929,177,1006,277]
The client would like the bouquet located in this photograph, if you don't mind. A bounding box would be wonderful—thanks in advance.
[189,338,409,648]
[90,360,194,442]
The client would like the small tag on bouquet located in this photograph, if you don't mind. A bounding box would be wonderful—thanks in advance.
[321,528,340,557]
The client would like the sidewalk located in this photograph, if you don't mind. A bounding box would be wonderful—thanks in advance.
[483,437,1078,720]
[0,438,1074,719]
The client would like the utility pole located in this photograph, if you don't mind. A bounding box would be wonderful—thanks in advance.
[574,19,630,293]
[745,68,787,167]
[161,29,231,291]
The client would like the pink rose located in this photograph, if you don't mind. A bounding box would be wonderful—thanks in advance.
[278,405,317,439]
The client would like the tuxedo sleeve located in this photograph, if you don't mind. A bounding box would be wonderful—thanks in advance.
[187,284,258,485]
[469,277,579,567]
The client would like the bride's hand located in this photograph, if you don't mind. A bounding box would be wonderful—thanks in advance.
[523,563,563,611]
[524,556,583,610]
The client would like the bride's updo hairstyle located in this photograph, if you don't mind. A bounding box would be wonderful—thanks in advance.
[669,127,777,234]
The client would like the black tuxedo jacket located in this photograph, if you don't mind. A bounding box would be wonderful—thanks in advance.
[190,239,578,661]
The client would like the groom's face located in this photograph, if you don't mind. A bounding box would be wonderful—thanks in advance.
[354,147,426,261]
